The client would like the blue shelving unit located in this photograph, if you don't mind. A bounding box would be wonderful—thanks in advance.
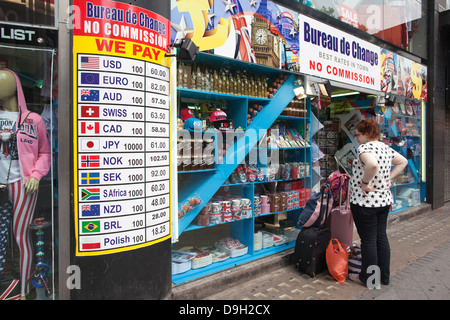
[173,53,312,284]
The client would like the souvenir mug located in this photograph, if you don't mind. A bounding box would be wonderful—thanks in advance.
[240,198,251,209]
[221,200,231,212]
[231,199,241,210]
[211,202,222,213]
[260,195,269,205]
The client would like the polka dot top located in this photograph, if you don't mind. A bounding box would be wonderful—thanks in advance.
[350,142,397,208]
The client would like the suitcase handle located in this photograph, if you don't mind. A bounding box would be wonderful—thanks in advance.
[338,177,350,210]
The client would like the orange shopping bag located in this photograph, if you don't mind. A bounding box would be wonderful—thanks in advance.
[326,238,348,283]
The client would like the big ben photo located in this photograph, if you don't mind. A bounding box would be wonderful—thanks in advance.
[251,16,280,68]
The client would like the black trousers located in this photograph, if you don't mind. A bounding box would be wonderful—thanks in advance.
[351,203,391,286]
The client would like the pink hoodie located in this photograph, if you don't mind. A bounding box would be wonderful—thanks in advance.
[1,68,51,182]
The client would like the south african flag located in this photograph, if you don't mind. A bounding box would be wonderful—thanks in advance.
[81,188,100,201]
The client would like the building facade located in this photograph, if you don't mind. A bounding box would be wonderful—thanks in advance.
[0,0,448,300]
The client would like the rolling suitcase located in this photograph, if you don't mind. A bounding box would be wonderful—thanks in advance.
[329,184,354,247]
[292,185,332,278]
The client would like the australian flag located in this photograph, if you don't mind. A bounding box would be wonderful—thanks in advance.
[80,89,100,102]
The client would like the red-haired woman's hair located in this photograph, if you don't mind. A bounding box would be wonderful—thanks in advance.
[355,118,380,140]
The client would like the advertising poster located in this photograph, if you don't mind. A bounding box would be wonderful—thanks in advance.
[72,0,171,256]
[298,13,381,91]
[381,49,427,101]
[170,0,298,69]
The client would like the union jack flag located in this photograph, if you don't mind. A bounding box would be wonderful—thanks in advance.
[231,0,256,63]
[81,89,90,96]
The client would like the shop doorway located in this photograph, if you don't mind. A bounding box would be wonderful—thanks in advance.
[313,85,423,211]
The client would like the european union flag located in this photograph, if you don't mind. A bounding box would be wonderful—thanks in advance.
[81,204,100,217]
[80,72,100,85]
[80,89,100,101]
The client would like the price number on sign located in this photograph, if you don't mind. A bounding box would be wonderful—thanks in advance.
[146,222,170,241]
[147,79,168,94]
[147,138,168,151]
[146,63,169,81]
[146,93,169,109]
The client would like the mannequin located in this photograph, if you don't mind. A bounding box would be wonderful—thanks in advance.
[0,69,51,299]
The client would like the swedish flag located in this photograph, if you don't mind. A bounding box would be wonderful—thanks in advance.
[81,172,100,185]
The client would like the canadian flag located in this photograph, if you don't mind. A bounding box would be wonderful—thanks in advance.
[81,121,100,134]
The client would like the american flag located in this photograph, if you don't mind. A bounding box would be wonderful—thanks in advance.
[231,0,256,63]
[80,56,100,69]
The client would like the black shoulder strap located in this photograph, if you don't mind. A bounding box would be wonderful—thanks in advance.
[319,184,331,229]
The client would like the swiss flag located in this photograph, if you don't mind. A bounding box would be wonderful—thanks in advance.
[81,121,100,134]
[81,105,99,118]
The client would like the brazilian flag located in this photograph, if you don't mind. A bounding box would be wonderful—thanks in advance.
[82,221,101,233]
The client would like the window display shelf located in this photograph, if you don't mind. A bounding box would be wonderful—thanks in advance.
[177,87,272,103]
[185,216,254,232]
[177,74,297,235]
[178,168,218,174]
[258,146,311,150]
[172,241,296,285]
[223,176,310,186]
[173,53,312,284]
[277,116,308,121]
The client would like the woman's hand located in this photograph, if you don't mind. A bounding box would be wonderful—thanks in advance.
[360,183,374,196]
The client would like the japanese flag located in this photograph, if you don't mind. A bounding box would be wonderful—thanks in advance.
[80,138,100,151]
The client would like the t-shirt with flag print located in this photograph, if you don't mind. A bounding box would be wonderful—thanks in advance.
[0,110,20,184]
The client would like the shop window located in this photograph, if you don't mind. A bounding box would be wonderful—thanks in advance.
[307,0,428,58]
[313,90,423,213]
[0,0,56,27]
[0,45,57,300]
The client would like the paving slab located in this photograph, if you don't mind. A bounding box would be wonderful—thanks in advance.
[170,202,450,301]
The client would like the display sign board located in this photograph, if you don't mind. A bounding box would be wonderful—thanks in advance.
[73,0,171,256]
[298,14,380,91]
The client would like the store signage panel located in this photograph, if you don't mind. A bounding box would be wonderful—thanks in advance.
[298,14,380,91]
[380,49,427,101]
[73,0,171,256]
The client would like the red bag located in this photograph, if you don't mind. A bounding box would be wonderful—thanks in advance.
[326,238,348,283]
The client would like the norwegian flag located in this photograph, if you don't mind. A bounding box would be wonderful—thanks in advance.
[231,0,256,63]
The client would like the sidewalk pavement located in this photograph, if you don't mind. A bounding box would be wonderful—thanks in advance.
[170,201,450,300]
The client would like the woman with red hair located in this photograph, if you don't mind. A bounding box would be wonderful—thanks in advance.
[350,118,407,287]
